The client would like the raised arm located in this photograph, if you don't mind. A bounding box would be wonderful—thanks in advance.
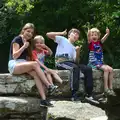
[101,28,110,43]
[46,29,67,41]
[87,30,92,44]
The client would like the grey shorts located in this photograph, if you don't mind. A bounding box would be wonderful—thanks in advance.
[8,59,27,74]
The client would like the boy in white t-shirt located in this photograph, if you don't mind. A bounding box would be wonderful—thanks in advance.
[46,28,93,101]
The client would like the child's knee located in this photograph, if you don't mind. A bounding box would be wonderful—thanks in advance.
[32,61,39,68]
[103,67,109,72]
[108,68,113,73]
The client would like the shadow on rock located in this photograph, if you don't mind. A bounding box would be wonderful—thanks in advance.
[105,89,120,120]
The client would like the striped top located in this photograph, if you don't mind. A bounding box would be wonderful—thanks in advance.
[88,41,103,66]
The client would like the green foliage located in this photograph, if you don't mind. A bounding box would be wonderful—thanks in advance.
[0,2,23,43]
[45,56,55,69]
[5,0,35,14]
[1,0,120,68]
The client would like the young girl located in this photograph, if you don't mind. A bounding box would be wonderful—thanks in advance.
[87,27,115,96]
[8,23,57,107]
[32,35,63,90]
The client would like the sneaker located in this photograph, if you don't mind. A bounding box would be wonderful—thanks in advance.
[109,89,116,96]
[104,89,116,96]
[85,95,99,104]
[104,89,111,96]
[98,97,107,103]
[48,85,58,95]
[55,85,58,89]
[40,100,53,107]
[85,96,94,100]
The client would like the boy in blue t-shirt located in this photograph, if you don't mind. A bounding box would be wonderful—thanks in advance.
[46,28,93,101]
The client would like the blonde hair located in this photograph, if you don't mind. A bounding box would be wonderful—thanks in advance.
[33,35,45,49]
[89,28,101,38]
[34,35,45,43]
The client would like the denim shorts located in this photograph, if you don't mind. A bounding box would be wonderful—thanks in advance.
[8,59,27,74]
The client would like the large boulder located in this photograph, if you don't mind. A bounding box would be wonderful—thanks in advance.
[0,97,47,119]
[47,100,107,120]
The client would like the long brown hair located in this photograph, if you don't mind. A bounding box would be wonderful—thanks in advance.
[20,23,35,60]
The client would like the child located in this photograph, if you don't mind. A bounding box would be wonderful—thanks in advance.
[87,27,115,96]
[32,35,63,90]
[46,29,94,101]
[8,23,57,107]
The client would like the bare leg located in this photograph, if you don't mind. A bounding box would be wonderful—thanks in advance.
[44,71,54,85]
[107,65,114,89]
[100,65,109,90]
[13,61,51,88]
[49,69,63,84]
[27,70,46,100]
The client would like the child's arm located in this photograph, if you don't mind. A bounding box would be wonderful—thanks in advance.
[46,29,67,41]
[35,59,49,71]
[40,44,53,56]
[32,50,50,72]
[101,28,110,43]
[87,30,92,44]
[45,45,53,55]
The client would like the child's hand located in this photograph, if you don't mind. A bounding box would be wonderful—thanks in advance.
[76,45,82,52]
[46,68,51,73]
[88,29,92,36]
[62,29,67,36]
[40,44,47,49]
[106,27,110,34]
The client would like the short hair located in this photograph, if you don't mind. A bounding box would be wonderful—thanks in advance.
[34,35,45,43]
[68,28,80,37]
[90,28,101,38]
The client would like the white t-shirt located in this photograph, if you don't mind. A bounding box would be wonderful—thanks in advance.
[55,36,76,63]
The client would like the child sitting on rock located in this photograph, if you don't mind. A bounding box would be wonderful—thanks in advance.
[32,35,63,91]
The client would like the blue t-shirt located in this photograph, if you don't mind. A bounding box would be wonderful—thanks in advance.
[9,36,28,60]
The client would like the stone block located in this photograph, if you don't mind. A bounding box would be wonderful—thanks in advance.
[0,97,47,119]
[0,69,120,97]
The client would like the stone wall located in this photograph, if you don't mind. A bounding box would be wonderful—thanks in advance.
[0,69,120,119]
[0,69,120,96]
